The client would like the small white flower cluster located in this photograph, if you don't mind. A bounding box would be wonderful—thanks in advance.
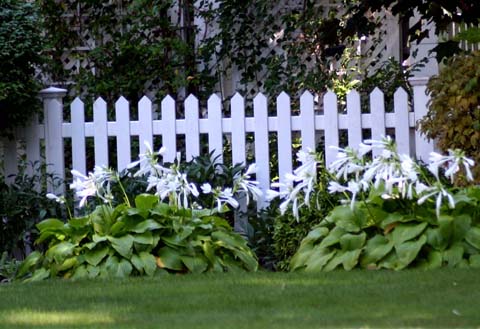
[69,166,118,207]
[268,136,476,220]
[52,141,263,211]
[267,149,319,219]
[326,137,475,217]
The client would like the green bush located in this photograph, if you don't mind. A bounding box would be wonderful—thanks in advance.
[269,137,480,271]
[17,145,261,281]
[0,0,44,137]
[420,51,480,182]
[17,194,257,282]
[0,163,65,259]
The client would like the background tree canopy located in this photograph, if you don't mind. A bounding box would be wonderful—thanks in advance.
[0,0,44,138]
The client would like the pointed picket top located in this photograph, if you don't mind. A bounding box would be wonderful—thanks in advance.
[346,89,362,149]
[71,97,84,107]
[115,96,129,107]
[324,90,337,104]
[278,91,290,100]
[161,94,175,108]
[300,90,314,102]
[394,87,408,99]
[139,95,152,105]
[254,92,267,100]
[346,89,360,102]
[253,92,267,110]
[231,92,244,104]
[185,94,198,112]
[277,91,291,115]
[208,93,221,105]
[207,93,223,164]
[370,87,384,99]
[94,97,107,108]
[185,93,198,102]
[300,90,315,151]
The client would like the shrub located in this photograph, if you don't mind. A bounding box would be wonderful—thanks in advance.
[264,150,339,271]
[17,143,260,281]
[420,51,480,182]
[268,137,480,271]
[0,163,65,259]
[0,0,44,137]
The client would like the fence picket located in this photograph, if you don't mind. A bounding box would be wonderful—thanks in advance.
[161,95,177,163]
[115,97,131,171]
[138,96,153,156]
[207,94,223,163]
[253,93,270,205]
[277,92,292,190]
[300,91,315,151]
[231,93,246,166]
[346,90,362,149]
[185,94,200,161]
[394,88,411,155]
[324,91,339,165]
[370,88,386,157]
[71,98,86,175]
[94,97,109,167]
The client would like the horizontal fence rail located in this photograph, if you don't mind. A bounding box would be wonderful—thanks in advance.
[1,79,434,201]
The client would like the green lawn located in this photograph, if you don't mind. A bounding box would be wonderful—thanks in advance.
[0,269,478,329]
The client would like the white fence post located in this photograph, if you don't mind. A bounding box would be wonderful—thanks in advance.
[410,77,434,162]
[40,87,67,194]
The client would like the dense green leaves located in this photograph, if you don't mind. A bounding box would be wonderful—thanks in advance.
[421,52,480,183]
[17,194,258,281]
[291,186,480,272]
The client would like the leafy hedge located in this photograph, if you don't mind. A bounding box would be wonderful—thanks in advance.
[17,194,257,281]
[0,0,44,137]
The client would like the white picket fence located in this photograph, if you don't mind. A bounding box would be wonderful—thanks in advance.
[0,78,434,201]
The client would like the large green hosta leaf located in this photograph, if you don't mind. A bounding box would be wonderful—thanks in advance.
[395,235,427,270]
[392,222,428,246]
[324,249,362,271]
[465,226,480,250]
[326,205,368,233]
[107,235,134,258]
[157,246,184,271]
[84,245,110,266]
[360,234,394,267]
[318,227,346,249]
[339,232,366,251]
[442,243,464,266]
[45,241,76,263]
[180,255,209,274]
[131,252,157,276]
[16,251,42,278]
[303,248,336,272]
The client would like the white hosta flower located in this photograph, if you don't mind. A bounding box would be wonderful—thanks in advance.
[327,181,347,194]
[46,193,65,204]
[216,188,239,211]
[70,170,98,207]
[201,183,212,194]
[364,135,395,151]
[417,182,455,218]
[127,141,167,177]
[428,149,475,182]
[328,146,365,181]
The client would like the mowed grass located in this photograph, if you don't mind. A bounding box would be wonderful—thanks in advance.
[0,269,479,329]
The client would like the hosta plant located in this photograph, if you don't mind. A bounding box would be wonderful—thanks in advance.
[17,143,260,281]
[269,137,480,271]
